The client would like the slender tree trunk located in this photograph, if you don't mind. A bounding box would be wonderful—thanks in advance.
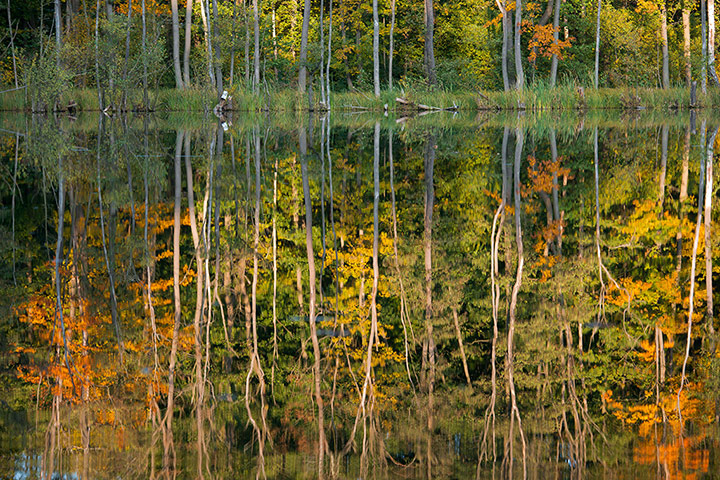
[229,0,237,86]
[500,0,511,91]
[660,2,669,88]
[199,0,216,87]
[389,0,396,89]
[121,0,133,109]
[683,3,691,86]
[702,0,708,93]
[171,0,184,88]
[252,0,260,90]
[550,0,561,86]
[299,0,311,92]
[424,0,436,85]
[373,0,380,96]
[183,0,193,86]
[514,0,524,89]
[6,0,18,88]
[141,0,148,108]
[594,0,601,88]
[212,0,223,96]
[55,0,62,66]
[709,0,719,85]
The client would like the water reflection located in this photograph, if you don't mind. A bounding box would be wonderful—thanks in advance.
[1,112,719,479]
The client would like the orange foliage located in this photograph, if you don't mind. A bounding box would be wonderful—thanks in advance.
[526,24,573,63]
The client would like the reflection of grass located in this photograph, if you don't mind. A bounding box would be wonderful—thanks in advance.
[4,84,720,112]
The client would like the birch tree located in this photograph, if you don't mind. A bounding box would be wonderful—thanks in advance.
[424,0,436,85]
[170,0,184,88]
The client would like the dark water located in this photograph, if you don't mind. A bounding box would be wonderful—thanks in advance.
[1,111,719,479]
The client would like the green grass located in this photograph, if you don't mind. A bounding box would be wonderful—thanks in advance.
[1,83,718,112]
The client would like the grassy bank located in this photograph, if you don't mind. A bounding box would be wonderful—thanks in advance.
[1,84,718,112]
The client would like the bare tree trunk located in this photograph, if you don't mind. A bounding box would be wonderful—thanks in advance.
[389,0,396,89]
[183,0,193,86]
[549,0,561,86]
[199,0,216,87]
[424,0,436,85]
[709,0,720,85]
[514,0,524,89]
[373,0,380,96]
[660,2,669,88]
[299,0,311,93]
[6,0,18,87]
[55,0,62,66]
[212,0,223,96]
[141,0,149,108]
[252,0,260,90]
[683,2,691,86]
[121,0,133,109]
[702,0,708,93]
[171,0,184,88]
[594,0,601,88]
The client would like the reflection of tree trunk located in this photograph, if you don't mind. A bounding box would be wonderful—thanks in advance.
[452,308,471,386]
[244,130,269,478]
[97,119,124,362]
[659,125,668,211]
[675,128,691,318]
[656,125,669,392]
[505,128,527,478]
[480,127,509,468]
[164,130,185,474]
[422,134,436,480]
[706,128,717,336]
[678,122,710,427]
[300,125,327,479]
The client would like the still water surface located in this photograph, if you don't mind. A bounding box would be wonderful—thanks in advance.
[1,111,719,479]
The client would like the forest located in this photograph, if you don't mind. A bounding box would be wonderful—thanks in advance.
[3,0,720,479]
[3,0,720,111]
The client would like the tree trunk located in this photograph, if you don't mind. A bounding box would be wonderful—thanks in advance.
[514,0,524,89]
[550,0,561,86]
[709,0,719,85]
[183,0,193,86]
[54,0,62,66]
[171,0,184,88]
[373,0,380,96]
[683,3,691,86]
[6,0,18,87]
[141,0,148,107]
[500,0,511,91]
[299,0,311,92]
[594,0,601,88]
[660,2,669,88]
[212,0,223,96]
[702,0,708,93]
[389,0,396,89]
[252,0,260,90]
[199,0,216,87]
[424,0,436,85]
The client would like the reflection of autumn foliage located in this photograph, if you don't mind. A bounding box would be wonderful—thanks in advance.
[633,434,710,480]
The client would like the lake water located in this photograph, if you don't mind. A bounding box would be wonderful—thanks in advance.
[1,110,719,479]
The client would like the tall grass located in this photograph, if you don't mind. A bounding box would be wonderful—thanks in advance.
[1,82,718,112]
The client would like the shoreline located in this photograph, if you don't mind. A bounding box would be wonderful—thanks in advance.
[2,85,719,114]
